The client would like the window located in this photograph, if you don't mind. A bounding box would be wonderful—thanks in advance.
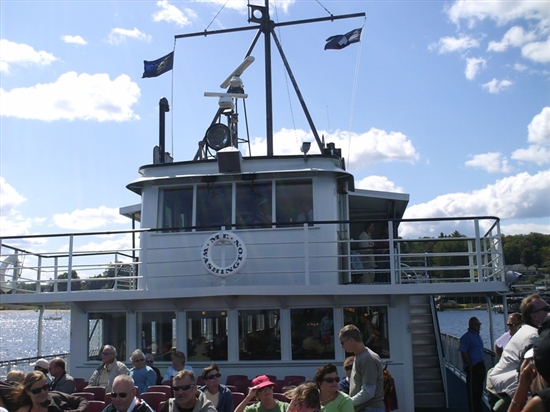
[276,180,313,225]
[161,188,193,231]
[235,182,272,227]
[88,312,126,361]
[343,306,389,358]
[238,309,280,360]
[187,310,228,361]
[137,312,176,361]
[291,308,334,360]
[196,183,232,230]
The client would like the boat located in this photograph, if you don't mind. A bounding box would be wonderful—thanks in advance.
[44,310,62,321]
[0,2,511,410]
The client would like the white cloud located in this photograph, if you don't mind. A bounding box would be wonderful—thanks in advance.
[521,36,550,63]
[0,72,140,122]
[53,206,130,230]
[62,35,87,45]
[0,39,56,73]
[107,28,152,45]
[501,222,550,236]
[152,0,197,27]
[194,0,295,13]
[465,152,513,173]
[487,26,536,52]
[428,34,480,54]
[0,177,26,215]
[356,176,404,193]
[513,63,527,72]
[481,78,513,94]
[246,128,419,168]
[0,178,34,237]
[512,107,550,164]
[445,1,550,28]
[465,57,487,80]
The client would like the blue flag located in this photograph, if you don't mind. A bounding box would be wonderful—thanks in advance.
[324,28,362,50]
[142,51,174,78]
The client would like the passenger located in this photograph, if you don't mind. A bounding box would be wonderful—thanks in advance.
[338,324,384,412]
[357,222,376,283]
[234,375,289,412]
[303,330,321,354]
[494,313,523,359]
[11,370,88,412]
[338,357,355,395]
[507,317,550,412]
[0,380,19,411]
[6,370,25,383]
[145,353,163,385]
[285,382,320,412]
[160,369,216,412]
[163,351,194,382]
[199,363,234,412]
[489,294,550,404]
[313,364,353,412]
[31,359,51,384]
[88,344,129,393]
[129,349,156,394]
[49,358,76,394]
[102,374,155,412]
[459,317,485,412]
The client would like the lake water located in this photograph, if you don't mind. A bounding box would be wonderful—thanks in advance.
[0,308,508,377]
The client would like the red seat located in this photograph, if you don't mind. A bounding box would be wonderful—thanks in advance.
[162,380,172,386]
[283,375,306,387]
[233,378,251,394]
[71,392,95,400]
[147,385,172,399]
[104,393,111,405]
[83,386,106,401]
[225,375,248,386]
[140,392,167,411]
[158,400,167,412]
[231,392,245,407]
[197,376,205,386]
[225,385,238,392]
[73,378,87,393]
[273,393,290,403]
[87,400,106,412]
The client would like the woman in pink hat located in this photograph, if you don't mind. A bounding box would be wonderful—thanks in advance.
[235,375,289,412]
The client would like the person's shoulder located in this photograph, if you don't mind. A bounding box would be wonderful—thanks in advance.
[244,402,261,412]
[65,373,75,381]
[276,400,290,411]
[135,398,156,412]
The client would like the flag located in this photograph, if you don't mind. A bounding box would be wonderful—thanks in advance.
[324,28,362,50]
[142,51,174,78]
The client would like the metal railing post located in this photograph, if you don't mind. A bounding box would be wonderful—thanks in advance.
[67,236,73,292]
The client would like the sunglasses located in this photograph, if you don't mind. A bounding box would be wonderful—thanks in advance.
[111,392,129,398]
[507,323,519,327]
[102,352,113,356]
[344,365,353,371]
[206,373,221,380]
[30,384,49,395]
[258,386,273,393]
[322,377,340,383]
[145,360,154,363]
[532,306,550,314]
[340,338,350,346]
[134,358,145,362]
[173,384,195,392]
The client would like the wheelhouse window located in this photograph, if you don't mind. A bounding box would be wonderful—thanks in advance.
[187,310,228,361]
[88,312,126,361]
[196,183,232,230]
[343,306,389,358]
[161,187,193,231]
[276,180,313,225]
[137,312,176,361]
[238,309,280,360]
[291,308,334,360]
[235,182,272,227]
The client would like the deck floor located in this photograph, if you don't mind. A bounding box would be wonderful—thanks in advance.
[415,369,492,412]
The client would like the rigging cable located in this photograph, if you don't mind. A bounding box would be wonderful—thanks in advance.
[347,17,366,171]
[315,0,333,17]
[204,0,229,32]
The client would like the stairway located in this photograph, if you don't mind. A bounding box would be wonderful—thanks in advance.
[410,294,446,409]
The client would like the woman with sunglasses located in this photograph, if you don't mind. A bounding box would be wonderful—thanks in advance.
[313,364,353,412]
[129,349,156,394]
[199,363,234,412]
[11,371,88,412]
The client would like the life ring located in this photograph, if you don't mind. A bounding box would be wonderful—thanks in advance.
[201,231,247,277]
[0,254,22,293]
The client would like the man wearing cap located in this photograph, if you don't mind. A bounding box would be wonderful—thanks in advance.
[31,359,51,384]
[160,369,216,412]
[49,358,75,394]
[235,375,289,412]
[489,294,550,401]
[88,344,129,393]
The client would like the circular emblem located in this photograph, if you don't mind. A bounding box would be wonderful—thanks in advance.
[201,231,247,277]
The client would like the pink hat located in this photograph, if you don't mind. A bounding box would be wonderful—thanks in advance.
[252,375,276,389]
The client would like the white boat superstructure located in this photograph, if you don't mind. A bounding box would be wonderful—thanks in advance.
[0,2,511,410]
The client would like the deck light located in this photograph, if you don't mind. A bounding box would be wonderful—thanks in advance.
[206,123,231,151]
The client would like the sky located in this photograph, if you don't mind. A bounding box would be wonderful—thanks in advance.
[1,0,549,248]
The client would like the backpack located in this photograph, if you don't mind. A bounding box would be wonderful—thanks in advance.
[383,365,398,411]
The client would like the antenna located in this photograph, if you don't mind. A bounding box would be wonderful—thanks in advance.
[220,56,255,89]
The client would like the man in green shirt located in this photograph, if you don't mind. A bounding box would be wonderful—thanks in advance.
[235,375,289,412]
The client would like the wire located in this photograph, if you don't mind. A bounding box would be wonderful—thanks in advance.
[315,0,333,17]
[205,0,229,32]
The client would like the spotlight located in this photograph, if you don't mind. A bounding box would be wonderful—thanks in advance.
[205,123,231,151]
[301,142,311,156]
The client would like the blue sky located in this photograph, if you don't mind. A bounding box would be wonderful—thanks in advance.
[1,0,549,242]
